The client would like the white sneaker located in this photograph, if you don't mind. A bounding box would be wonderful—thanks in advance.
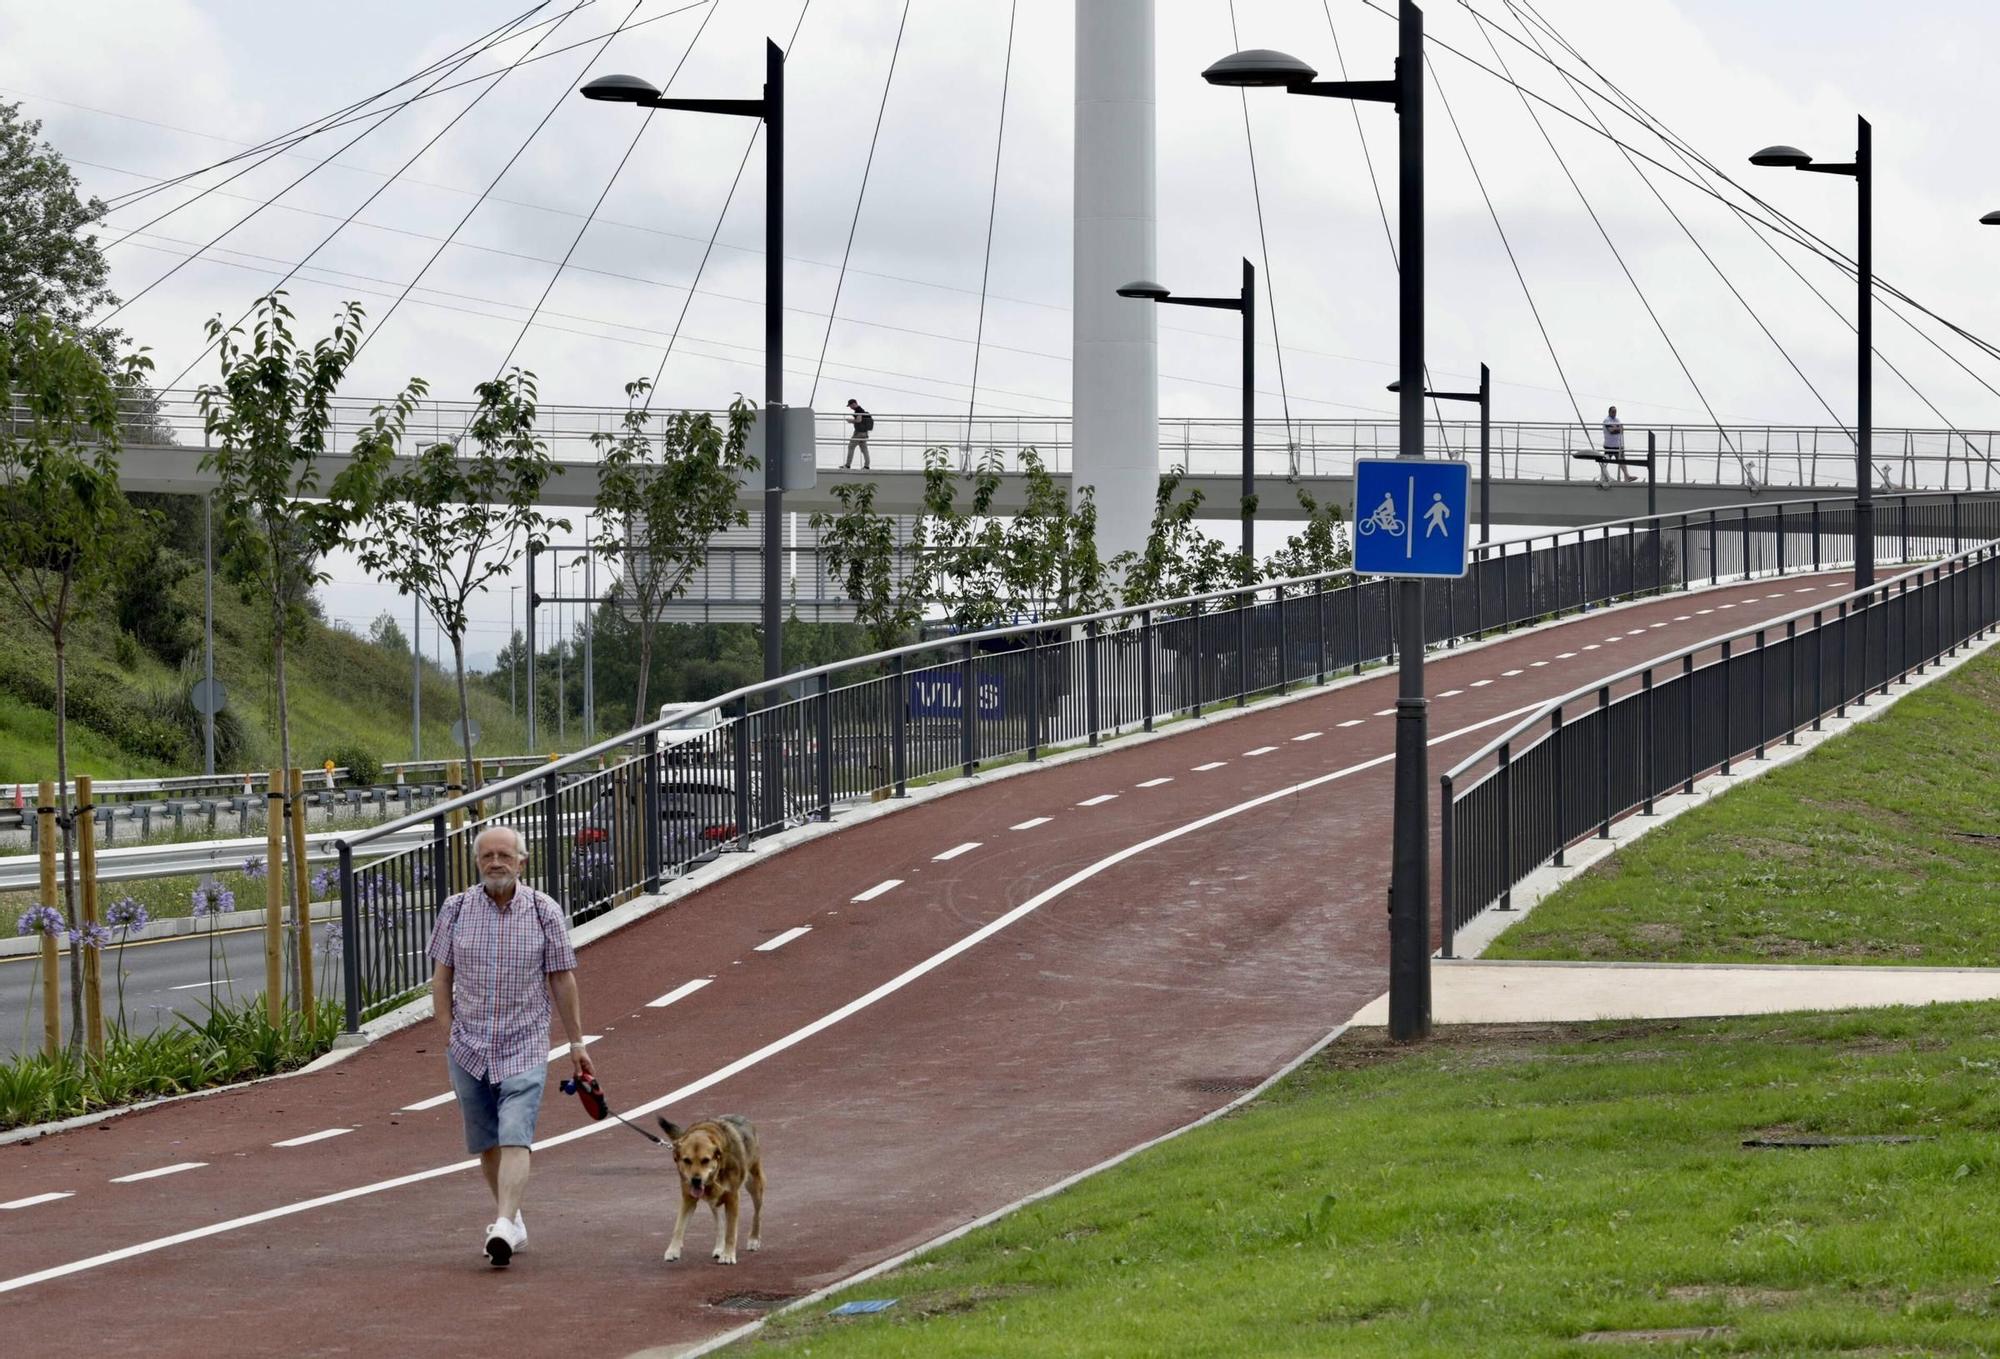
[484,1216,524,1268]
[512,1211,526,1253]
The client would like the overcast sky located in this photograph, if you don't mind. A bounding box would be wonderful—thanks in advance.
[7,0,2000,668]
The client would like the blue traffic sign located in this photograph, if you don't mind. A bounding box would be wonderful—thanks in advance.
[1352,458,1471,579]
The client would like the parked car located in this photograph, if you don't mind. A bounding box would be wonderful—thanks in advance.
[572,767,750,904]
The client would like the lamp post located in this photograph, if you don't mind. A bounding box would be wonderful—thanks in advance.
[1206,0,1430,1042]
[1390,363,1489,544]
[1751,119,1872,590]
[583,41,786,682]
[1117,259,1257,565]
[507,584,519,722]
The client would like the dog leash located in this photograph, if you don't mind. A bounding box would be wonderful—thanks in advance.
[562,1076,666,1146]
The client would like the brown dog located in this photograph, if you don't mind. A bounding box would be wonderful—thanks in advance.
[658,1114,764,1265]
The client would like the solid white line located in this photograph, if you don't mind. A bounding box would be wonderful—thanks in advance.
[1502,669,1523,677]
[755,926,811,952]
[1470,680,1493,687]
[1337,719,1364,728]
[1010,818,1050,831]
[646,978,712,1009]
[1292,731,1322,742]
[932,842,981,861]
[1,1193,72,1211]
[401,1092,457,1112]
[1243,746,1277,757]
[111,1163,207,1185]
[0,696,1558,1296]
[1078,793,1119,806]
[272,1128,351,1149]
[169,980,226,992]
[545,1036,601,1062]
[1192,762,1227,771]
[851,879,903,902]
[1135,777,1174,788]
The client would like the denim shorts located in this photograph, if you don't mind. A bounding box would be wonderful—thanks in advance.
[447,1055,547,1153]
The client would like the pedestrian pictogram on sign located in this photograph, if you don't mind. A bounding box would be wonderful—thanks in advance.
[1352,458,1471,579]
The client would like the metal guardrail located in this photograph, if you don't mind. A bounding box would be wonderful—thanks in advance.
[332,487,2000,1031]
[6,768,350,805]
[1439,526,2000,953]
[0,825,435,893]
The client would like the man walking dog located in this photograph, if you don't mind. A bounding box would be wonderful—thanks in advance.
[428,825,592,1267]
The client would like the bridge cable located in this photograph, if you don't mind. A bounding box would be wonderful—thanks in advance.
[1498,0,1849,441]
[645,0,814,399]
[155,3,614,392]
[93,3,577,334]
[494,0,725,377]
[1422,50,1589,444]
[1226,0,1298,459]
[808,0,912,409]
[962,0,1018,454]
[1317,3,1457,457]
[348,0,665,366]
[1457,3,1746,475]
[96,2,559,216]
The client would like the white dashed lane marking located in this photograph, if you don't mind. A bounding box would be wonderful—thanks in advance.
[1192,761,1227,772]
[1583,644,1601,651]
[272,1129,352,1149]
[1,1193,73,1211]
[401,1092,457,1112]
[110,1163,207,1185]
[1292,731,1322,742]
[1697,608,1715,615]
[1136,777,1174,788]
[755,927,812,953]
[1502,669,1523,677]
[646,978,712,1009]
[545,1037,599,1061]
[1674,615,1691,622]
[1010,817,1050,831]
[1795,586,1818,593]
[932,842,981,861]
[1557,652,1577,659]
[852,879,904,902]
[1374,708,1395,717]
[1337,719,1364,728]
[1243,746,1277,757]
[1470,679,1493,687]
[1530,660,1549,667]
[1078,793,1119,806]
[1438,689,1463,699]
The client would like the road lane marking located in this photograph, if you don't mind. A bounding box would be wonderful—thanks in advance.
[1794,586,1817,593]
[646,979,712,1009]
[1530,660,1549,667]
[1135,778,1174,788]
[1674,615,1692,622]
[1437,690,1463,699]
[1583,645,1601,651]
[932,842,981,861]
[1502,669,1523,676]
[1010,818,1050,831]
[1697,608,1714,614]
[1603,636,1623,643]
[111,1163,207,1185]
[272,1129,351,1149]
[1718,603,1736,609]
[1243,746,1277,757]
[1374,708,1395,716]
[1,1193,73,1211]
[0,696,1559,1296]
[1193,762,1227,771]
[1337,719,1364,728]
[755,927,811,952]
[852,879,903,902]
[1470,680,1493,687]
[1556,652,1577,659]
[1077,794,1119,806]
[1292,731,1322,741]
[401,1092,457,1112]
[545,1036,600,1062]
[169,980,227,992]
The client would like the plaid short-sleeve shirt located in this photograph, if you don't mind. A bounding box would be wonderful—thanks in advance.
[427,884,577,1082]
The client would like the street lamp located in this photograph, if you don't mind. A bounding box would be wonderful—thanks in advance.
[1981,211,2000,225]
[508,584,519,723]
[1751,120,1872,589]
[1207,0,1430,1042]
[1390,364,1489,544]
[1118,259,1257,564]
[582,41,787,683]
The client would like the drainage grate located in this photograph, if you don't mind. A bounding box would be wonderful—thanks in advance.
[1743,1134,1930,1149]
[829,1299,899,1316]
[710,1291,798,1313]
[1178,1076,1262,1095]
[1578,1327,1733,1345]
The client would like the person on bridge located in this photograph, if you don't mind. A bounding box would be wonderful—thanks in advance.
[1602,406,1635,483]
[844,398,872,469]
[427,824,593,1268]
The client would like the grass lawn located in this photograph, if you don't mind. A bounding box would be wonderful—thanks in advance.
[1482,646,2000,966]
[752,1006,2000,1356]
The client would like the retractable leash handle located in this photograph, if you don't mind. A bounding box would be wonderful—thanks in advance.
[563,1076,666,1145]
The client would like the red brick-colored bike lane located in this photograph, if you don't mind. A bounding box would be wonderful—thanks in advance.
[0,573,1853,1355]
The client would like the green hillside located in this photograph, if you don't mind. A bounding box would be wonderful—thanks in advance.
[0,534,561,785]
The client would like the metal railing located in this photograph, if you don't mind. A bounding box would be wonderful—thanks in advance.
[333,488,2000,1029]
[103,391,2000,494]
[1440,528,2000,955]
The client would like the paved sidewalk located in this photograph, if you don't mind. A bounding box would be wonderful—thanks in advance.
[1347,960,2000,1026]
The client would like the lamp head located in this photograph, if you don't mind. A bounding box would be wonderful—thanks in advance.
[1116,280,1170,301]
[1385,380,1404,393]
[1749,144,1813,169]
[1982,210,2000,226]
[580,73,661,103]
[1201,49,1317,89]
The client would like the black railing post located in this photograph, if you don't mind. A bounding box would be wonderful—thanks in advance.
[1141,609,1156,733]
[1721,639,1734,775]
[338,843,361,1033]
[643,730,662,891]
[1192,601,1206,718]
[1439,773,1455,959]
[1741,507,1752,581]
[1597,685,1612,838]
[1351,581,1363,675]
[816,673,834,820]
[1275,583,1289,694]
[1680,515,1690,592]
[1954,493,1962,555]
[891,655,909,793]
[1837,600,1851,717]
[1812,502,1822,572]
[1709,510,1719,585]
[1235,593,1248,708]
[1025,635,1041,760]
[1785,620,1798,745]
[1776,507,1786,576]
[1681,653,1696,794]
[1812,610,1825,732]
[1641,669,1656,815]
[1551,709,1567,867]
[1315,580,1328,685]
[960,639,977,777]
[1501,543,1513,623]
[1498,742,1514,910]
[732,699,753,847]
[1900,495,1910,565]
[540,771,561,891]
[1754,629,1768,760]
[1086,619,1103,747]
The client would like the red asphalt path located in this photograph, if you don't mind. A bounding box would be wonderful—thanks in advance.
[0,573,1854,1355]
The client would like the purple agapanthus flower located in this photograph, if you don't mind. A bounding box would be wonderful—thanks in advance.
[309,867,336,896]
[192,882,237,917]
[243,856,267,880]
[15,903,67,938]
[105,897,150,933]
[322,922,343,952]
[68,921,114,950]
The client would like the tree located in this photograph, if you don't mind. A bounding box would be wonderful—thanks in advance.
[0,101,117,337]
[1262,486,1352,583]
[0,312,151,1052]
[810,480,926,653]
[1001,449,1110,622]
[1115,468,1242,607]
[368,611,410,655]
[359,368,567,781]
[589,380,753,724]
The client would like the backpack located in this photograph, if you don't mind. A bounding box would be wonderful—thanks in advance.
[856,410,874,433]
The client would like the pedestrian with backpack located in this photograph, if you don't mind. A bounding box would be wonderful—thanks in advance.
[845,398,872,469]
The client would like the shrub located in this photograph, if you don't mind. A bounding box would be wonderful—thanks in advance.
[113,631,141,670]
[325,742,382,788]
